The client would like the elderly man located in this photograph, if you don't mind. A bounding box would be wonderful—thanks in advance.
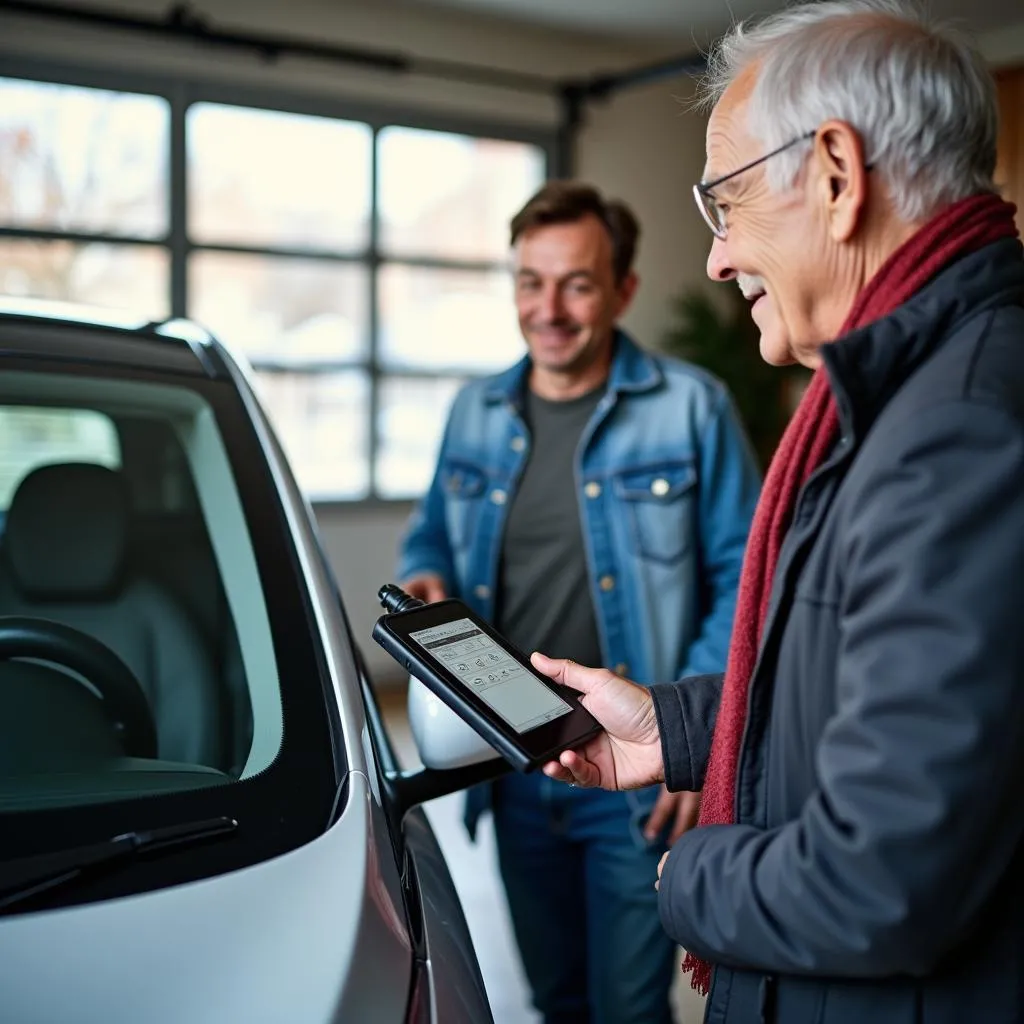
[532,1,1024,1021]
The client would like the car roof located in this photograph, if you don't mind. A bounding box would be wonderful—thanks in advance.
[0,299,226,379]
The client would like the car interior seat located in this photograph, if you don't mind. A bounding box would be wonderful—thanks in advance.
[0,462,223,767]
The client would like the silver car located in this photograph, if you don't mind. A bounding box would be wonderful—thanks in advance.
[0,306,504,1024]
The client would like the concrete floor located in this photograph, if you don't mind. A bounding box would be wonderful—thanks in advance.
[379,688,708,1024]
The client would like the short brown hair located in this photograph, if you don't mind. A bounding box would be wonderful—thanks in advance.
[510,180,640,284]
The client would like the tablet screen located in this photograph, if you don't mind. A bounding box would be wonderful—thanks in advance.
[410,617,572,734]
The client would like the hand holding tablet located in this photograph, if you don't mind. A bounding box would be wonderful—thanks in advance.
[372,584,603,772]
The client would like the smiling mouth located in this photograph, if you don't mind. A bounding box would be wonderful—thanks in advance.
[740,286,765,304]
[531,325,580,340]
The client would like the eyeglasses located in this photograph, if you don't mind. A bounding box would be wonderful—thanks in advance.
[693,130,816,240]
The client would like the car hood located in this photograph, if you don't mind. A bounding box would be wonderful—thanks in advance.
[0,773,413,1023]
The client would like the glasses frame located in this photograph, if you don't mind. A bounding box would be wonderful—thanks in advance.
[693,130,817,239]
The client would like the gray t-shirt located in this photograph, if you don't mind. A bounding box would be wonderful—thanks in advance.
[495,385,605,668]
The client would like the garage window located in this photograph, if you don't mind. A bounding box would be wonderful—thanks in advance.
[0,73,549,502]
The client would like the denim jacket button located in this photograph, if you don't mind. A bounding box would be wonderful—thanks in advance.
[490,489,507,505]
[615,662,629,676]
[599,575,616,592]
[510,436,526,453]
[584,481,602,499]
[651,477,670,497]
[474,584,491,599]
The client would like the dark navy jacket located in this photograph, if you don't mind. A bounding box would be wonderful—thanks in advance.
[652,239,1024,1023]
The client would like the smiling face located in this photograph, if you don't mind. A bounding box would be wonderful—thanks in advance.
[513,214,638,398]
[702,66,840,367]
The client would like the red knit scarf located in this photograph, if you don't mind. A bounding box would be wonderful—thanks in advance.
[682,192,1020,996]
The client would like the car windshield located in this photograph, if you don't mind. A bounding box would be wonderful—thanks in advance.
[0,343,340,905]
[0,370,281,800]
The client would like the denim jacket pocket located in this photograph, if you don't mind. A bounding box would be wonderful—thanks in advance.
[441,458,489,550]
[613,460,697,564]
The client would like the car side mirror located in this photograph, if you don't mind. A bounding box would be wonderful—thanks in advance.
[407,675,502,771]
[360,673,511,829]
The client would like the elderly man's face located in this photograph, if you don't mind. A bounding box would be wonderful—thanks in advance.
[702,68,828,367]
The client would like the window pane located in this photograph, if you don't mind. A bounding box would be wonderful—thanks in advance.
[0,407,120,510]
[189,251,367,364]
[188,103,371,250]
[254,370,369,499]
[0,239,169,319]
[0,77,168,237]
[379,127,545,261]
[379,265,524,373]
[376,377,463,499]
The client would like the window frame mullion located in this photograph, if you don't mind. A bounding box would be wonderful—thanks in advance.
[169,82,189,320]
[368,124,382,500]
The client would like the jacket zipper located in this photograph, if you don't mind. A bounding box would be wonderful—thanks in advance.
[758,973,778,1024]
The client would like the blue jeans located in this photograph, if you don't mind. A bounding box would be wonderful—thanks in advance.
[492,772,676,1024]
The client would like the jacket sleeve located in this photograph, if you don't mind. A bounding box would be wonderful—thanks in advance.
[659,400,1024,977]
[395,398,460,591]
[649,674,723,792]
[681,388,761,677]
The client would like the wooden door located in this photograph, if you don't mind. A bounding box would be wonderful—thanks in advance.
[995,67,1024,225]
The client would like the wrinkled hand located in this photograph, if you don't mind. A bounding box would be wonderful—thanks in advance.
[645,786,702,846]
[533,653,664,792]
[400,574,448,604]
[655,850,670,891]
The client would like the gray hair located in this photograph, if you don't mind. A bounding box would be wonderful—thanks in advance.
[699,0,999,222]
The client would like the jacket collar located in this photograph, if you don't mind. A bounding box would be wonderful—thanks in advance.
[484,329,663,405]
[823,238,1024,440]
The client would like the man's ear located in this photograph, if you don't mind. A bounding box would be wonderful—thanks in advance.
[616,271,640,315]
[813,120,869,243]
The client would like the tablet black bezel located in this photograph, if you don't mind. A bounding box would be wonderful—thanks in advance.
[378,599,601,763]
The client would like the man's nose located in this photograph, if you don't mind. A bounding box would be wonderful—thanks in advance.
[706,237,737,282]
[538,285,564,321]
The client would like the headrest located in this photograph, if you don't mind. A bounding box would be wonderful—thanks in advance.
[6,463,128,601]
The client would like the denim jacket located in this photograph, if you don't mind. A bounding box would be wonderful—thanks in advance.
[398,331,761,688]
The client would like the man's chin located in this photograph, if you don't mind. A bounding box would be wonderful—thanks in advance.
[758,332,797,367]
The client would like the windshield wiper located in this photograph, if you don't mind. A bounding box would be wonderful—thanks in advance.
[0,816,238,912]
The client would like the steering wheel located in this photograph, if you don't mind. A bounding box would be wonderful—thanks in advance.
[0,617,158,759]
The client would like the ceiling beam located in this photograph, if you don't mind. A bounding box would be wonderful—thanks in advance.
[1,0,708,180]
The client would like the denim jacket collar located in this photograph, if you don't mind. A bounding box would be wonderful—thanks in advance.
[483,330,664,407]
